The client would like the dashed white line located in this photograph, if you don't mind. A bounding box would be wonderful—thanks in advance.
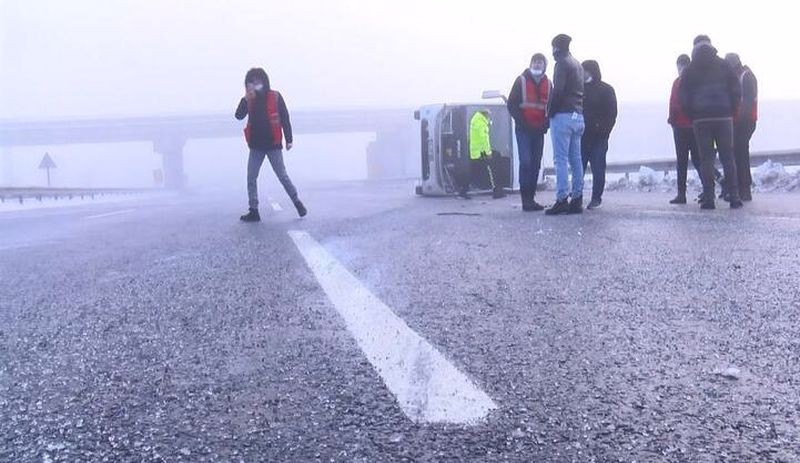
[85,209,136,220]
[288,230,496,424]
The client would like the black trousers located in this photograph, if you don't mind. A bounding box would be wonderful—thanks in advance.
[672,127,701,195]
[693,119,739,202]
[734,120,756,198]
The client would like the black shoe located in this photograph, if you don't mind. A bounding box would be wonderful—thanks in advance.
[700,201,716,210]
[730,200,744,209]
[587,198,602,210]
[670,195,687,205]
[567,196,583,214]
[293,199,307,217]
[240,208,261,222]
[492,189,507,199]
[523,200,545,212]
[545,198,570,215]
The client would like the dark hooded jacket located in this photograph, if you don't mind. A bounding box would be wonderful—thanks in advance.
[235,68,293,151]
[582,60,617,137]
[679,45,741,120]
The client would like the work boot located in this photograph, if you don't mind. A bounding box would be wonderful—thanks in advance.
[567,195,583,214]
[730,199,744,209]
[523,200,544,212]
[545,198,570,215]
[492,188,507,199]
[670,194,687,204]
[293,199,307,217]
[700,200,716,210]
[587,198,602,210]
[240,208,261,222]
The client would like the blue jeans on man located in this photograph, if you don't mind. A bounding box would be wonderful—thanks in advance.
[550,112,585,201]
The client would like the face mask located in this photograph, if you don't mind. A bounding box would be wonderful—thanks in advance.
[254,83,264,92]
[530,67,543,76]
[585,76,593,84]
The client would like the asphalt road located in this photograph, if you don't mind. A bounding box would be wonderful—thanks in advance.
[1,181,799,462]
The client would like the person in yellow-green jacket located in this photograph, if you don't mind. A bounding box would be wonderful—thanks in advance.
[458,110,506,199]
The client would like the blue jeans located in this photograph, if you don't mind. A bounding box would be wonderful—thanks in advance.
[515,129,545,195]
[247,148,298,209]
[550,113,585,200]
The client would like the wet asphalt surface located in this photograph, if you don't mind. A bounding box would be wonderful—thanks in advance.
[1,181,799,462]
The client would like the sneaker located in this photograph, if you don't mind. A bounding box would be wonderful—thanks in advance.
[669,195,687,205]
[545,198,570,215]
[730,200,744,209]
[700,201,716,210]
[587,198,602,210]
[523,200,545,212]
[567,195,583,214]
[293,199,307,217]
[240,208,261,222]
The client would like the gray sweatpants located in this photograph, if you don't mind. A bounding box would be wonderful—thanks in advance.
[247,148,298,210]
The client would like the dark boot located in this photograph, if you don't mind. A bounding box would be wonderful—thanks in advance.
[545,198,570,216]
[700,200,716,210]
[587,198,602,210]
[567,195,583,214]
[670,194,687,204]
[492,187,507,199]
[730,199,744,209]
[293,199,307,217]
[240,208,261,222]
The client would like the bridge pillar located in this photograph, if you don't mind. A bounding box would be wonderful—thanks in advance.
[1,147,12,186]
[153,138,186,189]
[366,129,416,179]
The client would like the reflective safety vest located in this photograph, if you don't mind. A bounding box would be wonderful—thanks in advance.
[244,90,283,145]
[469,112,492,160]
[519,73,550,129]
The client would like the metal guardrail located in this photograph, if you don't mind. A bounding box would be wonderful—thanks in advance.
[0,187,157,204]
[542,149,800,177]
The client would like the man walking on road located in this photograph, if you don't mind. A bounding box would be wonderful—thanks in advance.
[235,67,307,222]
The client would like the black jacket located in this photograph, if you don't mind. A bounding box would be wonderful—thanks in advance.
[507,69,551,132]
[582,61,617,138]
[235,87,293,151]
[549,52,584,116]
[679,45,741,120]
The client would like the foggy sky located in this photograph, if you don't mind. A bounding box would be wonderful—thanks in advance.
[2,0,797,119]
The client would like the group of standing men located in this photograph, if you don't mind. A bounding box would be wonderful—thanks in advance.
[507,34,617,215]
[669,35,758,209]
[503,33,757,214]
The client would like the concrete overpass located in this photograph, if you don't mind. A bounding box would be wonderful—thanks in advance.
[0,108,416,188]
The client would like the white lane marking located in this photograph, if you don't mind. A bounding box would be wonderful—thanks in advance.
[270,201,283,212]
[85,209,136,220]
[288,230,496,424]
